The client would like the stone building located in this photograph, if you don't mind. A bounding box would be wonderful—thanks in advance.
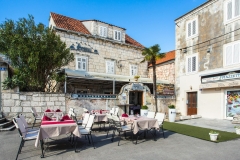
[49,12,172,115]
[148,50,175,84]
[175,0,240,119]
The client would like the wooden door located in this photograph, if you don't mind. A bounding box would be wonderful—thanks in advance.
[187,92,197,115]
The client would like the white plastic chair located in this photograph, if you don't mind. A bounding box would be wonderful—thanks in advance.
[155,112,165,138]
[19,114,39,132]
[13,118,39,160]
[30,107,42,128]
[79,115,96,149]
[78,113,90,129]
[114,108,119,116]
[147,111,155,118]
[110,108,115,114]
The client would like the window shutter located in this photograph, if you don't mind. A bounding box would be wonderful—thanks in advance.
[233,43,240,64]
[78,58,82,70]
[114,31,117,40]
[118,31,121,40]
[226,45,233,65]
[82,58,86,70]
[188,22,191,37]
[188,57,191,73]
[192,56,196,72]
[227,1,233,20]
[192,20,196,35]
[104,27,107,37]
[100,27,103,36]
[235,0,240,16]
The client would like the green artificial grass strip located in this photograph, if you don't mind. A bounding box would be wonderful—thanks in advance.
[163,121,240,142]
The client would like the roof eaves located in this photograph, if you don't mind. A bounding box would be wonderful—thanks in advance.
[81,19,126,30]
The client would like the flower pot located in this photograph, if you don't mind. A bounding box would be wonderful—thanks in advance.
[141,109,148,116]
[168,109,176,122]
[235,128,240,135]
[209,133,219,141]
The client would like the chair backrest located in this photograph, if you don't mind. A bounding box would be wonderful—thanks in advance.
[68,108,74,117]
[112,115,120,121]
[85,115,95,130]
[14,118,27,137]
[110,108,115,114]
[19,114,29,129]
[31,107,38,117]
[114,108,119,115]
[83,108,88,113]
[147,111,155,118]
[82,113,90,125]
[155,112,165,124]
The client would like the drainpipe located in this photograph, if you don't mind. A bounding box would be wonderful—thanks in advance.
[64,75,67,94]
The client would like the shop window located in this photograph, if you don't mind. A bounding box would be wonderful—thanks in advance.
[186,54,198,74]
[224,41,240,66]
[114,30,121,41]
[130,65,138,76]
[186,18,198,39]
[226,90,240,117]
[106,60,115,74]
[225,0,240,24]
[76,56,88,71]
[99,26,107,37]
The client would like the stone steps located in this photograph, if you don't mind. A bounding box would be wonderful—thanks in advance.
[0,118,15,131]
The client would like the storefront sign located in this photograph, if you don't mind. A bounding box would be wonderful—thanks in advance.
[157,84,174,95]
[131,83,143,91]
[69,43,98,54]
[202,72,240,83]
[200,80,240,89]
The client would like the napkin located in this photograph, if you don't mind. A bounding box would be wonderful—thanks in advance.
[56,109,61,112]
[45,109,51,112]
[61,115,72,121]
[42,115,52,121]
[122,113,129,117]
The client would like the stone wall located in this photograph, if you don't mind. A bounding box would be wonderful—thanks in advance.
[2,92,66,123]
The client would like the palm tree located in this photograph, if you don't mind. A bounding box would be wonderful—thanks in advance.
[141,44,165,113]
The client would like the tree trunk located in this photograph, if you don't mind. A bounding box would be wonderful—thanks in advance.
[152,60,158,113]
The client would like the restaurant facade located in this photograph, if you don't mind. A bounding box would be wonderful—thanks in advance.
[49,12,174,115]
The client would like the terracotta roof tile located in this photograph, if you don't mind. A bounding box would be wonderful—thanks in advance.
[125,34,144,48]
[50,12,91,35]
[148,50,175,67]
[50,12,143,48]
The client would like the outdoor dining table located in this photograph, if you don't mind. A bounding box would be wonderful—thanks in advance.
[121,115,159,134]
[35,118,81,158]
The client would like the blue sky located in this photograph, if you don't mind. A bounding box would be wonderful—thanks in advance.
[0,0,206,52]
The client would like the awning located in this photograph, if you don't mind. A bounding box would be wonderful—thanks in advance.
[64,68,171,84]
[200,80,240,89]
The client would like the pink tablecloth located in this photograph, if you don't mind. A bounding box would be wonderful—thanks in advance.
[35,120,80,147]
[94,114,108,122]
[121,115,159,134]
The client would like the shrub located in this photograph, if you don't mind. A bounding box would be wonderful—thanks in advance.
[141,105,148,110]
[168,104,175,109]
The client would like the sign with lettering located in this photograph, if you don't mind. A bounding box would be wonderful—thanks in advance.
[70,43,98,54]
[131,83,143,91]
[157,84,174,95]
[202,72,240,83]
[200,80,240,89]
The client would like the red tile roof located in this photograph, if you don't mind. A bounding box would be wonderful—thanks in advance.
[50,12,91,35]
[50,12,144,48]
[125,34,144,48]
[148,50,175,67]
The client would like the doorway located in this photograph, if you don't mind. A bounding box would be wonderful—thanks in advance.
[129,91,143,114]
[187,92,197,115]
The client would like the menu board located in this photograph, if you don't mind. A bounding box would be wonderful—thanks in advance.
[156,84,174,95]
[226,90,240,117]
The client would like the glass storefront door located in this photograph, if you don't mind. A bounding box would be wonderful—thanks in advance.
[226,90,240,118]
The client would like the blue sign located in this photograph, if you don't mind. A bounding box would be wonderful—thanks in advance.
[0,67,6,71]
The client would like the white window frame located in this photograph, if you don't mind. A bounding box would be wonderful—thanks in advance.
[186,17,198,39]
[223,40,240,67]
[224,0,240,24]
[130,64,138,76]
[106,60,115,74]
[113,30,121,41]
[99,26,107,37]
[185,53,198,74]
[76,56,88,71]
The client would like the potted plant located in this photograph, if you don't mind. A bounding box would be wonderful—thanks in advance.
[140,105,148,116]
[134,75,140,81]
[168,104,176,122]
[234,126,240,135]
[209,130,219,141]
